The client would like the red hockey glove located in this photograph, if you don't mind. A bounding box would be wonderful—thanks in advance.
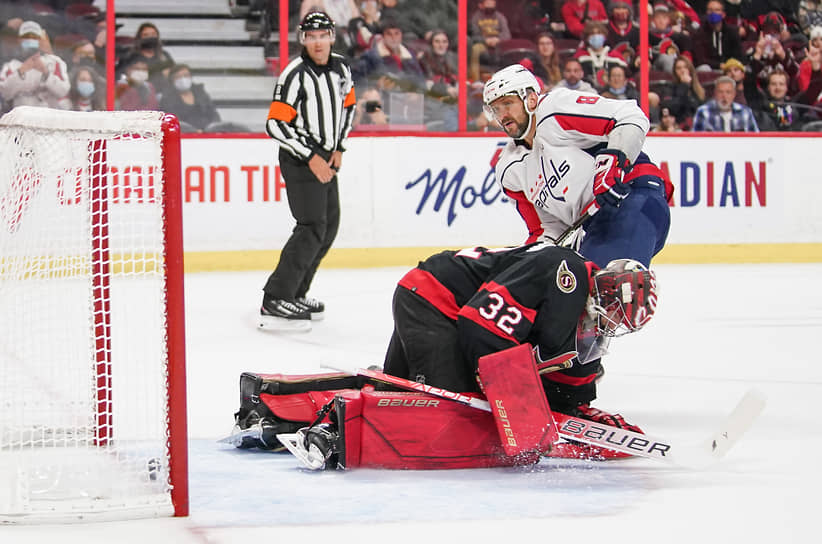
[583,149,632,215]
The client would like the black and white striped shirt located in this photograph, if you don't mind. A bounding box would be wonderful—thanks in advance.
[265,51,356,161]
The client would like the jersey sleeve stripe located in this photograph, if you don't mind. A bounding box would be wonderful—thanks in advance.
[267,101,297,122]
[457,305,519,344]
[549,113,616,136]
[503,188,544,243]
[482,281,538,323]
[398,268,460,320]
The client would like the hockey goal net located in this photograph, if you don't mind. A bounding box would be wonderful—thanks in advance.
[0,107,188,522]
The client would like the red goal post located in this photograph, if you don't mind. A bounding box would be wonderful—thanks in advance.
[0,107,188,522]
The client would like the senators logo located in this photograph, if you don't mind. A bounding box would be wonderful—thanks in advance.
[556,260,577,293]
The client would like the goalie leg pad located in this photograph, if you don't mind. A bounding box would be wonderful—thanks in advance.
[478,344,558,456]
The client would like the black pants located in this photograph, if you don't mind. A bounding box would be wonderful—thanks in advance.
[263,149,340,300]
[383,287,480,393]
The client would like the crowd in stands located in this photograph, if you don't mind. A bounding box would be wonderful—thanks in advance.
[0,1,224,132]
[3,0,822,132]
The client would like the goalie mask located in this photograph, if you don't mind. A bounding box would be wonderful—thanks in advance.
[482,64,540,137]
[575,259,657,363]
[299,11,336,44]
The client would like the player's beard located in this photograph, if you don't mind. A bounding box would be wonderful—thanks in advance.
[500,114,528,139]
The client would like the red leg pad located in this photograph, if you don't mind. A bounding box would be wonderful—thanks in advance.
[478,344,558,456]
[337,388,539,469]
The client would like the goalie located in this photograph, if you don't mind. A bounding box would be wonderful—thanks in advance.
[228,243,657,469]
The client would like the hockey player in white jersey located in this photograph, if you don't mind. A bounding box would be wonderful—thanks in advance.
[484,63,672,269]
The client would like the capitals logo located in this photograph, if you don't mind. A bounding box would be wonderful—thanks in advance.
[534,157,570,209]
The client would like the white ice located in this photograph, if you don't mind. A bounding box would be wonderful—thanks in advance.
[5,263,821,543]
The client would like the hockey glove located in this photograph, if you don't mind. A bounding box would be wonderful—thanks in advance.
[583,149,632,215]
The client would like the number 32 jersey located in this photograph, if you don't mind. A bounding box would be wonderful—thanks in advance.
[397,244,593,369]
[494,87,650,244]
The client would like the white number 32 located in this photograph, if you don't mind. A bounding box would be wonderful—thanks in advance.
[477,293,522,334]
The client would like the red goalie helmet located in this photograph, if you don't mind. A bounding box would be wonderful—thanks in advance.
[589,259,657,337]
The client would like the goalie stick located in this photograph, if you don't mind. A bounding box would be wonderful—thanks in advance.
[321,366,766,468]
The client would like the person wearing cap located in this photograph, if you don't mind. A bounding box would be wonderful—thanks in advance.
[692,0,744,70]
[0,20,70,111]
[748,11,800,93]
[606,0,639,50]
[649,1,693,72]
[259,11,356,331]
[352,17,424,92]
[720,57,748,104]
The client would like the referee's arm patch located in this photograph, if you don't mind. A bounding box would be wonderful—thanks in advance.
[267,101,297,122]
[343,88,356,108]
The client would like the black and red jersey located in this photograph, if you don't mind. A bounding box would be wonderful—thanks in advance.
[397,244,594,368]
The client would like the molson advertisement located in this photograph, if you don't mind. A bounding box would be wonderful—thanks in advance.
[176,135,819,259]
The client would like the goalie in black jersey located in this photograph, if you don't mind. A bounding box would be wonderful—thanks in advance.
[383,242,657,454]
[230,243,658,465]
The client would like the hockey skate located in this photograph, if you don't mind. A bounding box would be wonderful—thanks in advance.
[277,423,341,470]
[548,404,643,460]
[258,296,311,331]
[219,373,304,450]
[294,296,325,320]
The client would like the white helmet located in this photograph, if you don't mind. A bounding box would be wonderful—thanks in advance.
[483,64,540,108]
[483,64,540,137]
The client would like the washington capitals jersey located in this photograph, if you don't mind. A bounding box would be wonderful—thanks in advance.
[397,244,593,369]
[495,88,652,243]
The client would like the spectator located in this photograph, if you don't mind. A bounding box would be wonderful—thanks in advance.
[745,53,822,130]
[520,31,562,90]
[561,0,609,40]
[606,0,639,50]
[554,57,599,92]
[116,22,174,93]
[115,58,159,111]
[748,12,801,93]
[599,63,639,100]
[0,21,70,111]
[353,18,425,92]
[797,25,822,91]
[720,57,749,105]
[653,102,684,131]
[68,64,105,112]
[469,0,511,81]
[574,20,628,86]
[69,38,98,70]
[649,2,693,72]
[352,86,389,127]
[739,1,802,40]
[159,64,221,132]
[418,28,458,131]
[347,0,381,58]
[668,55,706,126]
[799,0,822,36]
[692,75,759,131]
[692,0,744,70]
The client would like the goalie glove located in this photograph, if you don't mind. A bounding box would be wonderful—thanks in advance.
[583,149,632,215]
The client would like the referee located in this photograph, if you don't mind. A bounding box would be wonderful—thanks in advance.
[260,11,356,332]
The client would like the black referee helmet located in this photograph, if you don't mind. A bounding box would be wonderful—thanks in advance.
[299,11,336,43]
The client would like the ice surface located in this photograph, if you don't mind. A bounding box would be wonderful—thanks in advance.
[6,263,821,543]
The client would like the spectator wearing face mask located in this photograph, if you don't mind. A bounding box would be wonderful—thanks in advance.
[606,0,639,50]
[116,22,174,93]
[692,0,744,70]
[0,20,70,111]
[69,64,105,111]
[574,20,628,86]
[159,64,221,132]
[115,58,159,111]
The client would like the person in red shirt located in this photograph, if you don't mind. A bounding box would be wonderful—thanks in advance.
[561,0,609,39]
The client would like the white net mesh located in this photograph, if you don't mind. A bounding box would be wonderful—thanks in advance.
[0,107,180,522]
